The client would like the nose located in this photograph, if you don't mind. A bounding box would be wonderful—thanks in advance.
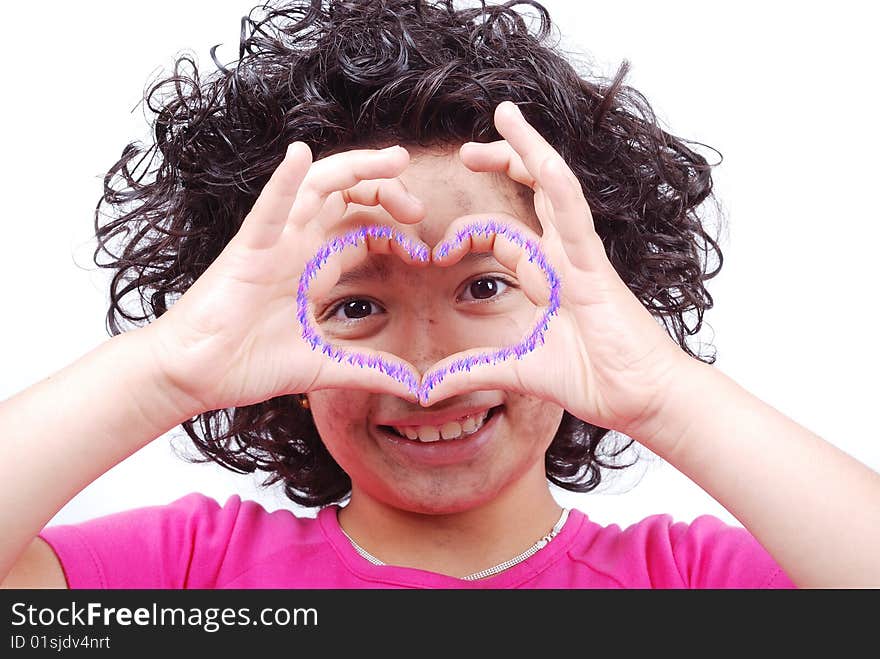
[396,312,464,376]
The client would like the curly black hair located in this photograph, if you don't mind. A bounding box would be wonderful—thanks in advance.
[93,0,723,507]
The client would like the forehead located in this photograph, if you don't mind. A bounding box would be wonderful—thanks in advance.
[334,250,500,288]
[405,146,532,204]
[383,145,540,245]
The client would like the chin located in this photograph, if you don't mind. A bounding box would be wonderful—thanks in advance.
[375,472,508,516]
[397,497,480,516]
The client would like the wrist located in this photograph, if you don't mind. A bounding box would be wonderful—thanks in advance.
[621,354,720,459]
[119,327,207,428]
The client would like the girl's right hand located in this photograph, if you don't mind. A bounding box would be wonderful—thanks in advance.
[142,142,427,416]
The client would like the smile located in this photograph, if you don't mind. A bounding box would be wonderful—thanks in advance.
[377,405,504,445]
[379,406,501,442]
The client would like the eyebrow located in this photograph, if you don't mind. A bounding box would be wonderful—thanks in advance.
[333,251,499,289]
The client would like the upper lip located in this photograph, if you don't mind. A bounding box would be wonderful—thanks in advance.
[375,404,501,428]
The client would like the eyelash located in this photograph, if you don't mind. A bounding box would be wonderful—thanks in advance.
[323,275,519,324]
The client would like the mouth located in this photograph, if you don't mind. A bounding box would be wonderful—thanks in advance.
[375,405,504,444]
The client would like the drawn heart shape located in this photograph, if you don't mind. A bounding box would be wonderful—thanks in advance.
[296,219,562,402]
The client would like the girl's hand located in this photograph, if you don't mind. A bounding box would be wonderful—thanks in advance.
[143,142,426,416]
[422,101,692,443]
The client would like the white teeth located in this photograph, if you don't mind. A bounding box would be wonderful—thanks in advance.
[390,409,492,442]
[439,421,463,440]
[415,426,441,442]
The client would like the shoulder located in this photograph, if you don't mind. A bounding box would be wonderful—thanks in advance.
[567,511,796,588]
[179,492,328,553]
[41,492,317,548]
[38,492,330,588]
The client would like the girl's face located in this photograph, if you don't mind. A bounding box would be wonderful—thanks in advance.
[306,146,565,514]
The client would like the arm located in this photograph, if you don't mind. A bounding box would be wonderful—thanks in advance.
[631,356,880,588]
[354,103,878,587]
[0,327,201,584]
[0,143,424,588]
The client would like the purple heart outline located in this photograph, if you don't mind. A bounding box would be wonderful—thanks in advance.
[296,219,562,402]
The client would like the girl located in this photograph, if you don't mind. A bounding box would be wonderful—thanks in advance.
[1,0,878,589]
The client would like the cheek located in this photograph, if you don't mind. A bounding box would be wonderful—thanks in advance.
[307,390,371,464]
[481,301,536,346]
[504,394,565,456]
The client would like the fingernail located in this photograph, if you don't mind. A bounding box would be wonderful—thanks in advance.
[381,145,403,153]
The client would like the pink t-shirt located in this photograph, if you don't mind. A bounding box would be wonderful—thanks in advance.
[38,492,796,589]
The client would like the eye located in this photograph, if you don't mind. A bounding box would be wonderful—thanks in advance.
[325,298,385,323]
[458,276,516,303]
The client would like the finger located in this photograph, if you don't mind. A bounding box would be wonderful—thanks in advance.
[310,344,421,404]
[237,141,312,249]
[321,181,424,262]
[287,146,410,229]
[315,177,426,243]
[459,139,535,189]
[366,231,392,255]
[388,228,432,268]
[307,223,430,301]
[492,102,599,255]
[324,179,430,268]
[539,156,608,272]
[430,221,496,265]
[458,139,561,246]
[418,346,531,406]
[493,224,555,308]
[431,214,555,308]
[299,176,432,301]
[342,177,426,226]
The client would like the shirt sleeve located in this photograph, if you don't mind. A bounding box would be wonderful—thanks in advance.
[38,493,244,589]
[666,514,797,588]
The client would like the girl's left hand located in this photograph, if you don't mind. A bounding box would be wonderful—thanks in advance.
[421,101,693,444]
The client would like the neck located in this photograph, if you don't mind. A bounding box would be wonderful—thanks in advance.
[337,466,564,579]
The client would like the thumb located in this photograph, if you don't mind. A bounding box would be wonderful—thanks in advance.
[310,344,422,404]
[418,346,533,406]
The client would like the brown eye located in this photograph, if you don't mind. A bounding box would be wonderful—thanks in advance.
[461,277,511,302]
[328,299,384,322]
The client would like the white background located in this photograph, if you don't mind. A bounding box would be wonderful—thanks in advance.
[1,1,877,530]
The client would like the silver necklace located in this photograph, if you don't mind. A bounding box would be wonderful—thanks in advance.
[340,508,571,581]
